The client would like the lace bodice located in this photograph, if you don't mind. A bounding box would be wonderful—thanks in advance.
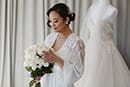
[87,17,113,42]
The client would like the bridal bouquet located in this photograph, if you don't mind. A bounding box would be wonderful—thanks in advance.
[24,43,54,87]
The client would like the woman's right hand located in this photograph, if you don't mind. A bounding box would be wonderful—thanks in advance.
[34,76,41,83]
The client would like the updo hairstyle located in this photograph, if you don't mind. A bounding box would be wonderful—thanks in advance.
[47,3,75,27]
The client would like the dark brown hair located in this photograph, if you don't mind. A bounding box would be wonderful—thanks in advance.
[47,3,75,27]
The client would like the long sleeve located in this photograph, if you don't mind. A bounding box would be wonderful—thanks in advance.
[62,38,85,87]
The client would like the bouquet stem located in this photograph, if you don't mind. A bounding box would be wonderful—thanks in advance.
[35,82,41,87]
[29,79,41,87]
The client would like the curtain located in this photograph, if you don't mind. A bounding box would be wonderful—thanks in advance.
[116,0,130,68]
[0,0,45,87]
[0,0,129,87]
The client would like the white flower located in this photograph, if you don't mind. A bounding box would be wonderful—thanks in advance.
[24,43,50,70]
[24,43,54,87]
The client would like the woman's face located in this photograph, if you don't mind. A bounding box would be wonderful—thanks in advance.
[48,11,68,33]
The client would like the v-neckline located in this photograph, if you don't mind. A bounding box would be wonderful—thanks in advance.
[51,33,73,53]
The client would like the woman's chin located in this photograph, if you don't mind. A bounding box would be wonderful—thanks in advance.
[53,28,59,32]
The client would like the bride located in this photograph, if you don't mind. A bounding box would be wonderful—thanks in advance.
[75,0,130,87]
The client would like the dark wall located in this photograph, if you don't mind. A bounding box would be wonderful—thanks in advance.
[117,0,130,69]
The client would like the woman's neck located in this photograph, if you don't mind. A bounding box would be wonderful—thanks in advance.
[58,27,72,38]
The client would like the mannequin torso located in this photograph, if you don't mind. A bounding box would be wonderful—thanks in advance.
[89,0,118,25]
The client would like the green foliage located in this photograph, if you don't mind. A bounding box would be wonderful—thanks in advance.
[29,79,35,87]
[25,66,33,72]
[29,79,41,87]
[27,63,54,87]
[35,82,41,87]
[30,63,54,78]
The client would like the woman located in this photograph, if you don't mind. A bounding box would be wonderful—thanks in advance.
[76,0,130,87]
[36,3,85,87]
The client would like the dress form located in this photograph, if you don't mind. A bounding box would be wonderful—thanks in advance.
[75,0,119,87]
[76,0,130,87]
[90,0,118,25]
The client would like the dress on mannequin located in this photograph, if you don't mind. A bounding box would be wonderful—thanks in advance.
[75,0,130,87]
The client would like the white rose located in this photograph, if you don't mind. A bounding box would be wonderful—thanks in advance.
[24,43,51,70]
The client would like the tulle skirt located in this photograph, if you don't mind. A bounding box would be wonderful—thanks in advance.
[75,39,130,87]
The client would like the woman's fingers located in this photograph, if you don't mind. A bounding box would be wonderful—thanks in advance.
[34,76,41,83]
[41,48,57,63]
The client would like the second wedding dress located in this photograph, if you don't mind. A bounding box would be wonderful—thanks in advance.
[75,0,130,87]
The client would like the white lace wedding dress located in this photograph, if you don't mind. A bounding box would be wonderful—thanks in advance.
[75,0,130,87]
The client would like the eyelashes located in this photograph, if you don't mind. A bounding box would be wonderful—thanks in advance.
[54,20,58,23]
[49,20,58,23]
[48,19,59,27]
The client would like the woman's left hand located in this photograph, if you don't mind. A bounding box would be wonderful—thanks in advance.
[41,49,58,63]
[41,49,64,69]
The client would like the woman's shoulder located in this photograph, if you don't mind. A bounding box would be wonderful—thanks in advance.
[67,33,85,50]
[71,33,83,42]
[67,33,81,42]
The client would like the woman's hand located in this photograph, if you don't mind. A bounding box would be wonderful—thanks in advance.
[42,49,58,63]
[41,49,64,70]
[34,76,41,83]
